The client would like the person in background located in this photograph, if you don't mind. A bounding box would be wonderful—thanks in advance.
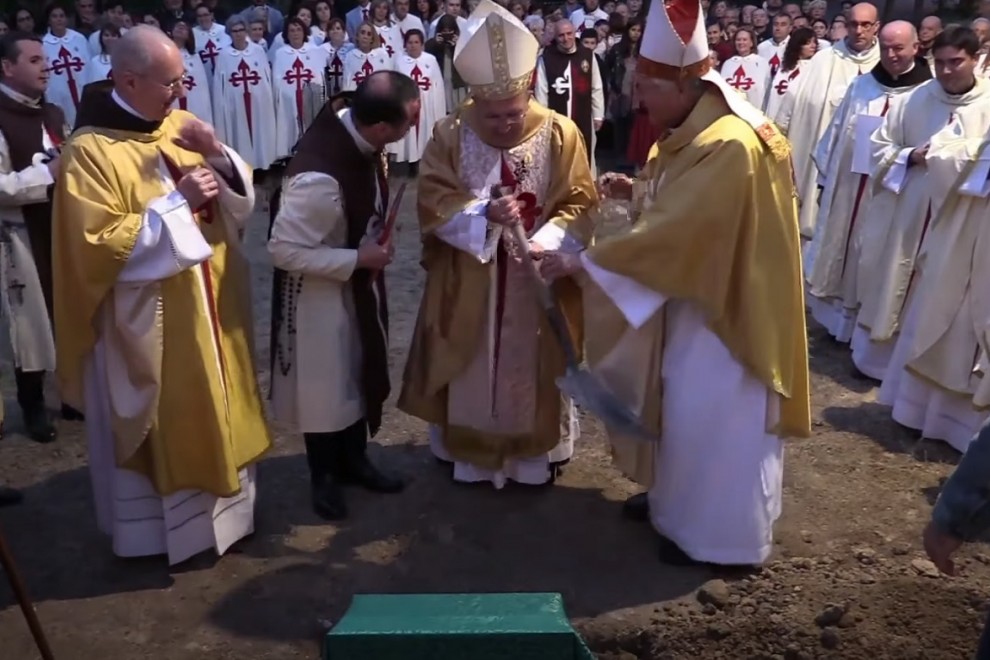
[604,16,641,168]
[425,14,467,112]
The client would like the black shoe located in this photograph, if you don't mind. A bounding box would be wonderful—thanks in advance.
[0,485,23,506]
[338,454,405,493]
[658,535,705,567]
[23,408,56,444]
[311,474,347,521]
[622,492,650,522]
[60,404,85,421]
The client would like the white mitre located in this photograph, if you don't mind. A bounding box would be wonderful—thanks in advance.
[453,0,539,100]
[639,0,787,155]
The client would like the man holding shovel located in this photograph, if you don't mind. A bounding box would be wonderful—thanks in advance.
[399,0,598,490]
[542,0,811,567]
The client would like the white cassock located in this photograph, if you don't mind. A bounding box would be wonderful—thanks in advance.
[804,69,923,346]
[776,39,880,238]
[765,62,804,121]
[871,79,990,449]
[341,47,392,92]
[43,30,90,127]
[394,14,426,42]
[374,24,401,59]
[393,52,445,163]
[322,43,354,97]
[272,44,329,159]
[193,23,232,78]
[757,37,788,79]
[581,255,783,566]
[719,54,769,110]
[213,44,278,170]
[86,53,112,84]
[86,94,258,566]
[172,51,213,124]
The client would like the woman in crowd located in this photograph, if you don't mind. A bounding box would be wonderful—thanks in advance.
[272,16,328,157]
[719,26,766,108]
[424,14,466,113]
[341,20,391,91]
[86,21,119,82]
[392,29,445,175]
[604,16,642,167]
[322,16,352,96]
[765,26,816,120]
[170,19,214,122]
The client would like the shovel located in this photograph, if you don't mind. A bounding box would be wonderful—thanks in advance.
[0,520,55,659]
[493,186,659,443]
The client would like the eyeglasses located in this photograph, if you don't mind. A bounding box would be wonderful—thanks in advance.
[157,74,189,93]
[848,20,877,29]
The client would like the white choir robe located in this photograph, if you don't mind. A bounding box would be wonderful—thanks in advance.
[804,72,916,346]
[43,30,90,127]
[86,53,112,84]
[172,51,213,124]
[859,78,990,384]
[757,37,788,78]
[393,53,445,163]
[776,40,880,238]
[580,254,783,566]
[341,47,392,92]
[719,54,769,110]
[374,24,401,59]
[213,46,279,170]
[322,43,354,97]
[394,14,426,42]
[765,63,804,121]
[272,44,329,159]
[193,24,232,78]
[86,143,260,566]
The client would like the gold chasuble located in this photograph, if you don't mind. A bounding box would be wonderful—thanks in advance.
[52,88,271,498]
[399,99,597,468]
[588,90,811,440]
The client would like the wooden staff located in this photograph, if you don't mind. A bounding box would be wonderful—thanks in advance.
[0,519,54,660]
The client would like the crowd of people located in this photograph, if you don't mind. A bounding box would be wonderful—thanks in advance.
[1,0,990,646]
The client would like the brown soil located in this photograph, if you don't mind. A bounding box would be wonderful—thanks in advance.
[0,181,986,660]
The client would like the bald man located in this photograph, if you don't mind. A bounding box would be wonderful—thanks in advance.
[535,18,605,172]
[804,20,931,354]
[776,2,880,239]
[919,15,943,64]
[52,25,272,565]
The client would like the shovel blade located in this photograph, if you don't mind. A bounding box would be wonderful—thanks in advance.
[557,369,660,443]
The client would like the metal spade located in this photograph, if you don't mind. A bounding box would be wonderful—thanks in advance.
[492,186,659,443]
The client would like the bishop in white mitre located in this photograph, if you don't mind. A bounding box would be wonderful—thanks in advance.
[776,2,880,238]
[876,28,990,452]
[213,17,278,170]
[719,30,768,110]
[192,10,232,78]
[393,30,446,167]
[342,24,393,92]
[44,23,90,127]
[272,27,329,159]
[804,22,931,349]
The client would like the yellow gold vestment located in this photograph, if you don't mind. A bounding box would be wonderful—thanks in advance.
[399,100,598,468]
[588,90,811,440]
[52,108,271,498]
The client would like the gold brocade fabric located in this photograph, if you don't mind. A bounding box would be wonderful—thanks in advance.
[52,111,271,498]
[588,90,811,439]
[398,99,599,467]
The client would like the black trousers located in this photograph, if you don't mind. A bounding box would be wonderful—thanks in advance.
[303,418,368,480]
[14,369,44,413]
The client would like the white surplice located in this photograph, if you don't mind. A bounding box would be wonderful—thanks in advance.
[719,54,769,110]
[213,44,278,170]
[581,254,783,566]
[858,78,990,381]
[765,62,804,120]
[86,53,112,84]
[393,53,446,163]
[877,118,990,452]
[172,51,213,124]
[776,39,880,238]
[272,43,329,159]
[43,30,90,127]
[86,93,258,566]
[341,47,392,92]
[192,23,232,78]
[804,70,920,345]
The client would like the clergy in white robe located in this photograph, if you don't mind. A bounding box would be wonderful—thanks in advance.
[393,31,445,165]
[43,24,90,127]
[271,21,329,159]
[52,27,271,566]
[553,0,810,567]
[399,0,598,490]
[719,29,768,109]
[192,10,232,78]
[806,23,931,349]
[342,24,393,92]
[213,19,278,170]
[876,28,990,451]
[776,3,880,238]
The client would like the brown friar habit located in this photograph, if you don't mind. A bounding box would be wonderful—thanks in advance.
[541,47,594,166]
[269,100,390,435]
[0,89,67,321]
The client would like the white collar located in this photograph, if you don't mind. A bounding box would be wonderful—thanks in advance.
[339,108,376,156]
[111,89,151,121]
[0,83,41,108]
